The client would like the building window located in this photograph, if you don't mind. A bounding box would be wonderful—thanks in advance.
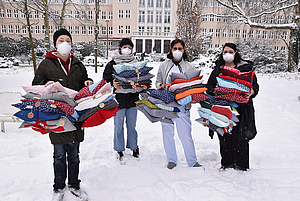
[256,30,261,39]
[139,11,145,23]
[119,0,124,2]
[165,0,171,7]
[15,25,20,34]
[42,25,45,34]
[223,17,228,22]
[88,26,93,35]
[34,11,39,19]
[102,11,106,19]
[164,26,170,32]
[22,25,26,34]
[21,10,25,18]
[229,29,234,38]
[282,31,287,40]
[35,25,40,34]
[0,9,4,18]
[203,15,207,22]
[242,30,247,38]
[262,31,267,39]
[147,26,153,32]
[118,25,124,34]
[88,11,93,20]
[216,14,221,22]
[68,26,73,34]
[156,26,161,32]
[148,11,153,23]
[139,0,145,6]
[75,26,79,35]
[139,26,145,32]
[202,28,207,34]
[222,29,227,38]
[55,26,60,31]
[81,11,86,19]
[6,9,12,18]
[148,0,154,7]
[108,26,113,35]
[68,10,72,19]
[109,11,113,19]
[156,11,162,23]
[216,29,220,37]
[14,9,18,18]
[210,14,214,22]
[164,11,170,23]
[125,25,131,34]
[8,25,13,34]
[75,10,79,19]
[249,30,253,38]
[118,10,124,18]
[82,26,86,35]
[281,46,286,51]
[157,0,162,7]
[49,26,53,34]
[102,26,106,35]
[215,44,219,48]
[125,10,131,18]
[235,29,240,38]
[275,31,280,39]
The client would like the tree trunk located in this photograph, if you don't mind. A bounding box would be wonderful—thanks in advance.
[43,0,51,51]
[24,0,37,73]
[60,1,67,28]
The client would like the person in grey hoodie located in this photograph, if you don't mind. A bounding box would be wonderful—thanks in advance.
[156,39,202,169]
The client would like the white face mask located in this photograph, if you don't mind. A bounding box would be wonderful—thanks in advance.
[172,50,183,60]
[223,53,235,63]
[57,42,71,56]
[121,48,132,55]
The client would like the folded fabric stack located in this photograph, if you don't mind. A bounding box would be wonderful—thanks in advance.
[166,70,208,106]
[136,89,179,124]
[74,79,119,129]
[112,60,153,92]
[13,82,79,134]
[196,100,239,136]
[215,66,254,103]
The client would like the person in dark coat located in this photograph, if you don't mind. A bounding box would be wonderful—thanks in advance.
[102,38,140,161]
[32,29,93,200]
[206,42,259,171]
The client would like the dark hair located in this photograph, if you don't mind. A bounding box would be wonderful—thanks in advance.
[119,38,134,48]
[53,28,72,47]
[167,38,188,60]
[218,42,242,65]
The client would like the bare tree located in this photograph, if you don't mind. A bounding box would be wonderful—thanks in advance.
[175,0,204,61]
[214,0,300,71]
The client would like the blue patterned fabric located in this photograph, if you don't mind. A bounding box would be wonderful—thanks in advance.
[114,66,153,78]
[113,60,148,74]
[12,101,65,114]
[205,94,238,107]
[145,89,175,104]
[14,110,64,121]
[217,77,250,92]
[177,95,192,106]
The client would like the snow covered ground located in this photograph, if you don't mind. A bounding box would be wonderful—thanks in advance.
[0,62,300,201]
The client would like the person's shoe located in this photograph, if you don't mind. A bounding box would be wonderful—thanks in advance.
[117,151,124,161]
[167,162,177,169]
[193,162,203,167]
[69,188,89,200]
[133,148,139,158]
[51,189,65,201]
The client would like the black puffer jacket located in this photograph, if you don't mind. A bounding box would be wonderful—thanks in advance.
[103,60,139,109]
[32,52,93,145]
[206,60,259,141]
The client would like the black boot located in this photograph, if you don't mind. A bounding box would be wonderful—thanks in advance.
[133,148,139,158]
[117,151,124,161]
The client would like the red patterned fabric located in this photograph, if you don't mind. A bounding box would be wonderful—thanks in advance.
[166,75,203,86]
[74,87,91,100]
[218,75,253,89]
[22,99,75,115]
[191,93,208,102]
[222,66,254,82]
[216,94,249,103]
[82,107,119,128]
[215,86,247,94]
[91,79,107,94]
[211,105,232,120]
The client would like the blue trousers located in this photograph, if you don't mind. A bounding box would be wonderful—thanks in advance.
[161,108,198,167]
[53,142,80,191]
[113,107,138,152]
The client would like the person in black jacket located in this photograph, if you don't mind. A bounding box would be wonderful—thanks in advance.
[32,29,92,200]
[103,38,140,161]
[206,43,259,171]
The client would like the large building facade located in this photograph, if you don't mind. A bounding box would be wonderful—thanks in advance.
[0,0,289,55]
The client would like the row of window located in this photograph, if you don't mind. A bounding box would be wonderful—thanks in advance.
[138,11,171,23]
[202,28,289,40]
[139,0,171,8]
[203,14,292,24]
[206,43,286,51]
